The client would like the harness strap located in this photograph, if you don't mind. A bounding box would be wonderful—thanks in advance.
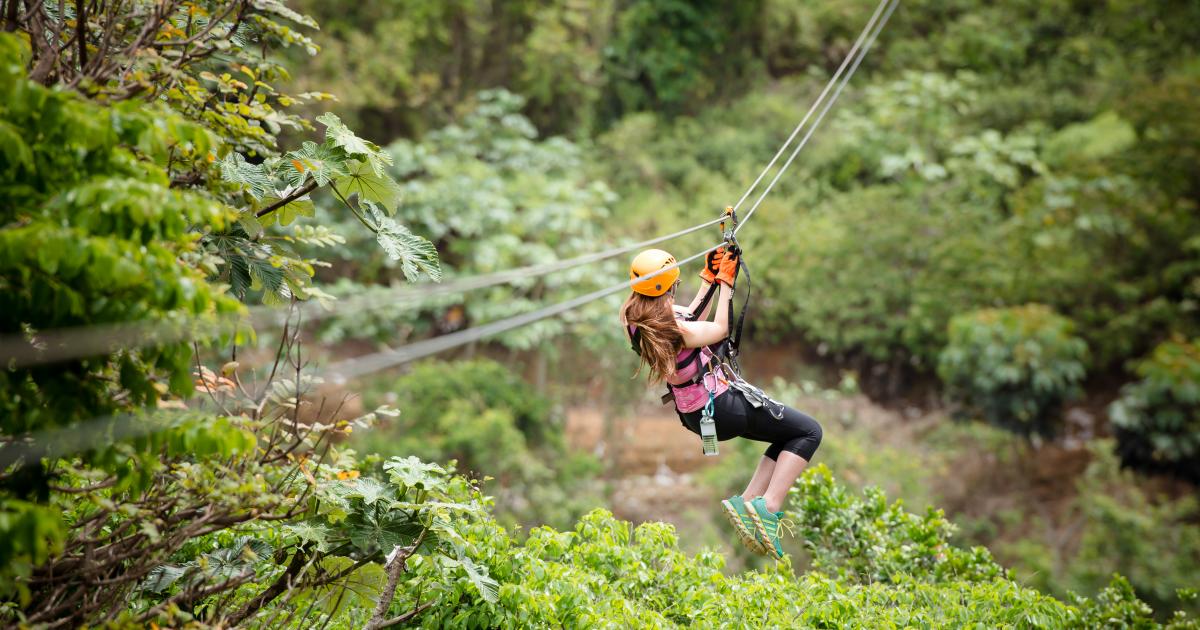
[685,282,719,322]
[726,258,751,370]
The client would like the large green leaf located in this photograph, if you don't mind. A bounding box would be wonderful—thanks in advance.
[285,140,349,187]
[383,456,447,491]
[317,112,392,175]
[283,522,333,553]
[345,512,422,555]
[342,477,393,507]
[335,159,403,213]
[364,202,442,282]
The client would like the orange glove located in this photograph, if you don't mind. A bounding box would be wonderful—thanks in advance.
[716,247,740,286]
[699,247,724,283]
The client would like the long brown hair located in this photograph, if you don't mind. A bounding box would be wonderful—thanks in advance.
[620,291,683,383]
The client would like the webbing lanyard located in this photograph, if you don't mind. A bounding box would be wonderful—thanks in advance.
[699,384,718,456]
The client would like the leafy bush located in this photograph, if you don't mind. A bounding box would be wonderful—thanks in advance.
[358,360,555,458]
[993,442,1200,621]
[938,305,1088,437]
[793,464,1004,585]
[1069,443,1200,619]
[393,466,1192,629]
[0,33,239,434]
[1110,338,1200,481]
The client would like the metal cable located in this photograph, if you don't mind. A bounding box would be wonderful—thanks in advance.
[728,0,894,216]
[736,0,897,234]
[320,242,725,382]
[0,216,724,368]
[0,242,725,469]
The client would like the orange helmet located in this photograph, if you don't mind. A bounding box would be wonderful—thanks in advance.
[629,249,679,297]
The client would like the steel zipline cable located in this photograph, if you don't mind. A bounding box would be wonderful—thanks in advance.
[727,0,895,217]
[736,0,898,235]
[0,215,724,369]
[0,0,897,465]
[323,0,899,382]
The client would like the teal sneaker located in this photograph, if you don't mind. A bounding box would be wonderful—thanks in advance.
[747,496,787,559]
[721,496,770,556]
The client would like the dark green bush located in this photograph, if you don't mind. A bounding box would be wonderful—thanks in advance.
[1110,338,1200,482]
[361,359,554,458]
[938,305,1088,437]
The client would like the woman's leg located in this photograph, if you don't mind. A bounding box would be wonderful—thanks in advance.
[742,404,823,513]
[762,451,808,513]
[741,456,776,500]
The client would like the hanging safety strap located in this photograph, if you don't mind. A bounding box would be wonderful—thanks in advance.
[725,257,751,371]
[685,282,719,322]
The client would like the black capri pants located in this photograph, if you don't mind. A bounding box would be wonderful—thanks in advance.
[678,387,822,461]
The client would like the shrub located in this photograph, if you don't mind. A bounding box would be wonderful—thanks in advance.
[396,466,1192,629]
[938,305,1088,437]
[359,359,554,457]
[1109,338,1200,482]
[792,464,1004,585]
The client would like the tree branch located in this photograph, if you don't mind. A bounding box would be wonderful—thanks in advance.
[376,601,434,628]
[365,528,427,630]
[226,548,310,627]
[73,0,84,69]
[256,179,319,218]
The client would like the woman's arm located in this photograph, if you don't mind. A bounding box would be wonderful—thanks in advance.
[674,280,714,319]
[678,283,732,348]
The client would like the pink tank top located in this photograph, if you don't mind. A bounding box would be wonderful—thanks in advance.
[628,316,730,413]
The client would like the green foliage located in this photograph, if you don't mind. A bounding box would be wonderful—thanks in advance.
[0,501,65,605]
[0,34,240,431]
[1069,444,1200,619]
[1110,338,1200,481]
[794,464,1004,584]
[601,1,759,119]
[994,443,1200,621]
[210,111,438,305]
[287,0,762,137]
[315,91,616,349]
[939,305,1088,437]
[393,469,1190,629]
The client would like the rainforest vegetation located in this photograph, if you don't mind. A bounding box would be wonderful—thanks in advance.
[1,0,1198,627]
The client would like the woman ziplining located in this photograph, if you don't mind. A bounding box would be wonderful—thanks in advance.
[611,0,897,558]
[620,236,822,559]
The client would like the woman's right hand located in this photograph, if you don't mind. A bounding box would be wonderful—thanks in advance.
[700,246,724,283]
[715,247,740,286]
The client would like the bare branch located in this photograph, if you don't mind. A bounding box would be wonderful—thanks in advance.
[376,601,435,629]
[256,179,320,218]
[365,528,428,630]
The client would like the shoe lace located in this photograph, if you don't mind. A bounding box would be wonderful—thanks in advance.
[775,517,796,540]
